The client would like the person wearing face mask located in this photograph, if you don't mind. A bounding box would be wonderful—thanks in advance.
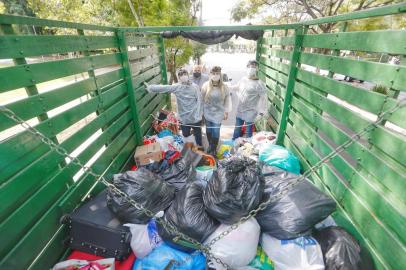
[191,64,209,90]
[145,69,203,147]
[230,60,267,140]
[201,66,232,155]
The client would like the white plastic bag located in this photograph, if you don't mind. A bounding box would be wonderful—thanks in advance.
[183,134,196,144]
[125,219,162,259]
[204,218,260,270]
[261,233,325,270]
[156,136,175,152]
[52,258,115,270]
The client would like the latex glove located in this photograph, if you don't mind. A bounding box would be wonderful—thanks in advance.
[143,81,150,91]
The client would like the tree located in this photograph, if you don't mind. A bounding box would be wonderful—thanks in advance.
[28,0,119,31]
[27,0,203,83]
[2,0,38,33]
[161,0,202,83]
[192,41,207,64]
[231,0,402,33]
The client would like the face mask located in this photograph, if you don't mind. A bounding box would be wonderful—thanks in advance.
[247,67,257,77]
[193,72,201,78]
[179,75,189,83]
[211,74,221,82]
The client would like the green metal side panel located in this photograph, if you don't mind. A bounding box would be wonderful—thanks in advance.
[276,26,304,145]
[0,17,147,270]
[257,8,406,269]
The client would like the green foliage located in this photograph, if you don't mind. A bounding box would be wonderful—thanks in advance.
[26,0,202,82]
[372,85,388,95]
[28,0,118,27]
[191,41,207,64]
[2,0,35,16]
[2,0,37,33]
[231,0,402,32]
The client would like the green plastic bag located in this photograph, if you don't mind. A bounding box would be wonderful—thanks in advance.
[258,144,300,174]
[248,246,274,270]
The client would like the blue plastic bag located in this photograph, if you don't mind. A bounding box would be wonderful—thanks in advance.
[258,144,300,174]
[132,243,206,270]
[158,129,174,138]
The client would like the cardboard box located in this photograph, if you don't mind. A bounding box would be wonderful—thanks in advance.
[134,142,163,166]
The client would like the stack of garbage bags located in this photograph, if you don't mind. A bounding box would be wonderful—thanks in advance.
[157,181,219,252]
[106,168,175,224]
[107,140,370,270]
[146,149,198,192]
[256,164,337,239]
[203,156,264,224]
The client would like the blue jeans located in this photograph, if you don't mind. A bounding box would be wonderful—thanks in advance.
[181,120,202,146]
[205,120,221,140]
[232,117,254,139]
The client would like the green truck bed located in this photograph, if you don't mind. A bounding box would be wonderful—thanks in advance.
[0,3,405,269]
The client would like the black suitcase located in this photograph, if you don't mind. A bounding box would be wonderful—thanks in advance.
[62,190,132,261]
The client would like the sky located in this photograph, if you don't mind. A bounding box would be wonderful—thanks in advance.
[201,0,256,26]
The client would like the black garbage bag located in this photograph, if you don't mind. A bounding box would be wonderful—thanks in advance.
[203,156,264,224]
[314,226,374,270]
[107,168,175,224]
[146,148,200,192]
[256,165,336,239]
[157,181,219,253]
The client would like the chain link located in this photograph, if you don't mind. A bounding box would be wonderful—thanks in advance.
[205,98,406,248]
[1,98,404,269]
[0,105,230,269]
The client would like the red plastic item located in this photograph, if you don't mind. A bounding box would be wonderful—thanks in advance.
[241,123,255,136]
[130,165,137,171]
[167,151,181,164]
[143,138,156,145]
[67,250,136,270]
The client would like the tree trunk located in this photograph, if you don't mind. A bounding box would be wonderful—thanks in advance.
[126,0,144,27]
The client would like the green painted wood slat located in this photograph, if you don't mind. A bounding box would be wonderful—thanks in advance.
[260,47,293,60]
[262,35,295,46]
[282,135,388,270]
[134,74,162,101]
[0,53,122,93]
[290,96,406,204]
[296,68,397,114]
[0,124,135,270]
[0,99,130,226]
[284,124,406,270]
[128,46,158,61]
[0,82,128,183]
[0,35,119,59]
[0,109,132,259]
[299,52,406,91]
[27,134,137,270]
[292,80,406,167]
[302,30,406,54]
[288,109,406,243]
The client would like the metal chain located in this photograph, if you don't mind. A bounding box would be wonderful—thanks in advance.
[149,113,256,129]
[205,98,406,248]
[1,98,404,269]
[0,105,230,269]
